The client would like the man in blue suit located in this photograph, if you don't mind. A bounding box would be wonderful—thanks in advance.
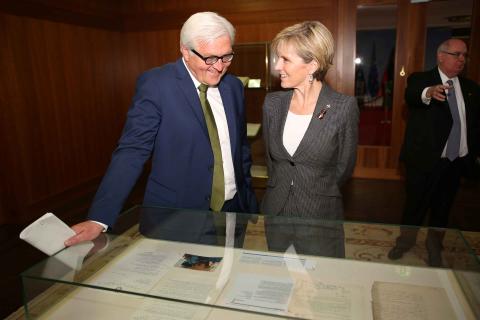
[66,12,258,246]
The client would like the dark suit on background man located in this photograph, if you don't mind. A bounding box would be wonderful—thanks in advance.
[389,39,480,265]
[66,12,257,246]
[400,68,480,227]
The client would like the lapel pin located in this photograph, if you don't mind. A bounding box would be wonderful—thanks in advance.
[317,104,331,119]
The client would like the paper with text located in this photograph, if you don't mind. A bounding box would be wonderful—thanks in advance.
[371,281,457,320]
[224,273,294,314]
[288,279,365,320]
[87,242,181,293]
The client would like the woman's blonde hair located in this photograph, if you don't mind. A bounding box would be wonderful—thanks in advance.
[272,21,334,81]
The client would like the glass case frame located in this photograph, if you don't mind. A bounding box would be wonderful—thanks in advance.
[21,206,480,319]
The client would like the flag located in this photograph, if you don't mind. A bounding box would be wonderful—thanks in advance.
[381,47,395,108]
[367,42,379,98]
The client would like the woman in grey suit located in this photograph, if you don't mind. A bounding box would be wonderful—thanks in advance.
[261,21,359,220]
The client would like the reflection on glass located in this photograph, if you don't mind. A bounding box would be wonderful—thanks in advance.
[356,5,396,146]
[264,215,345,258]
[21,207,480,319]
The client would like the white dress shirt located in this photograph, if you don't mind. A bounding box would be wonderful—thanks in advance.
[421,67,468,158]
[283,111,312,156]
[183,59,237,201]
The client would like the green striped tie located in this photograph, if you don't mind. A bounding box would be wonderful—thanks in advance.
[198,84,225,211]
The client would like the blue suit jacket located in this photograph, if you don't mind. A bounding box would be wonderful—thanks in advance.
[88,59,258,227]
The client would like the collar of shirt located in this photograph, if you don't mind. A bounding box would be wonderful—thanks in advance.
[182,58,219,96]
[437,67,459,91]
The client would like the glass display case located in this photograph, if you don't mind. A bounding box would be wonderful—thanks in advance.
[21,206,480,319]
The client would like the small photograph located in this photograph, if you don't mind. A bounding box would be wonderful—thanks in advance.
[175,253,222,272]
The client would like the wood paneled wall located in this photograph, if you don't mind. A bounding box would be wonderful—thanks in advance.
[2,0,477,224]
[468,0,480,83]
[390,0,427,169]
[0,14,125,224]
[0,1,356,224]
[0,0,122,30]
[353,0,428,180]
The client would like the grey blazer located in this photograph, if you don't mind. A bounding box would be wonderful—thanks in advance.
[260,84,359,219]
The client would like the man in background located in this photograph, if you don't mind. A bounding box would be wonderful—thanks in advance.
[389,38,480,266]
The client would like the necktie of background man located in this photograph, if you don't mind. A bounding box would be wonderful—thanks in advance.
[198,84,225,211]
[445,79,461,161]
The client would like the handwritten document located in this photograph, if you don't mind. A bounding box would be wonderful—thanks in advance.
[371,281,457,320]
[129,299,211,320]
[150,273,218,304]
[288,279,365,320]
[129,270,223,320]
[87,242,180,293]
[223,273,294,314]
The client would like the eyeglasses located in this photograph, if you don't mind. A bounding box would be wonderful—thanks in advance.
[441,51,469,59]
[191,49,234,65]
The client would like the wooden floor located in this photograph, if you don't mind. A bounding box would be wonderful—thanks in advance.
[2,177,480,319]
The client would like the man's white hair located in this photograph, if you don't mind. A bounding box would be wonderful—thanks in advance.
[180,12,235,50]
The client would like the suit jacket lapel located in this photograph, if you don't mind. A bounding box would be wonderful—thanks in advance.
[277,90,294,159]
[293,84,334,159]
[219,81,237,155]
[459,77,473,107]
[459,77,474,127]
[174,59,209,138]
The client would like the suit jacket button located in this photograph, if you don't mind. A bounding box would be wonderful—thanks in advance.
[205,195,211,201]
[289,161,295,166]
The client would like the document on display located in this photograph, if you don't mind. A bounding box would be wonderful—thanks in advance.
[371,281,457,320]
[129,299,212,320]
[239,252,316,270]
[223,273,294,314]
[288,279,366,320]
[150,273,219,304]
[86,241,181,293]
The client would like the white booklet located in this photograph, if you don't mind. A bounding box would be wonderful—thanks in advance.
[19,212,76,256]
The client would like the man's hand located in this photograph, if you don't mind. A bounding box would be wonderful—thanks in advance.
[64,221,105,247]
[426,84,451,102]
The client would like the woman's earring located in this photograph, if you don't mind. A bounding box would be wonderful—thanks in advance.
[308,73,314,84]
